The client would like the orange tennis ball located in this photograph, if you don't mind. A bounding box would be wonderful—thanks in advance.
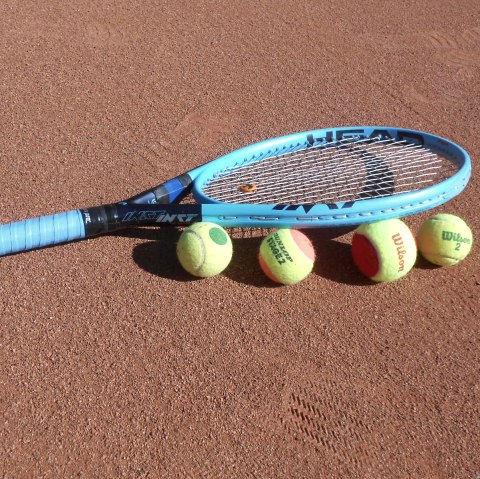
[352,219,417,282]
[258,229,315,285]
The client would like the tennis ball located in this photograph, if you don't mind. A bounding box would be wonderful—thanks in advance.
[352,219,417,282]
[176,222,233,277]
[258,229,315,285]
[417,213,473,266]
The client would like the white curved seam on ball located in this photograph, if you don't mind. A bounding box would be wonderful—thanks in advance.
[185,230,206,271]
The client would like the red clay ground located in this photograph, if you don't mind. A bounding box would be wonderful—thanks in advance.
[0,1,479,477]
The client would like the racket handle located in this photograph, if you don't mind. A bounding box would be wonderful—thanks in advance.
[0,210,86,256]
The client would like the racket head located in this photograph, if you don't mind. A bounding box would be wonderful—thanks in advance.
[190,126,471,227]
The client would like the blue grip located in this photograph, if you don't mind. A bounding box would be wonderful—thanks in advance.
[0,210,86,256]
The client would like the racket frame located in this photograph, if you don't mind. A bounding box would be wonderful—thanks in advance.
[189,126,471,227]
[0,126,471,256]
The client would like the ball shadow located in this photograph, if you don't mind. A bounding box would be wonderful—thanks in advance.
[223,236,280,288]
[414,253,441,270]
[226,227,373,287]
[305,230,374,286]
[124,228,197,281]
[307,225,357,240]
[120,226,374,286]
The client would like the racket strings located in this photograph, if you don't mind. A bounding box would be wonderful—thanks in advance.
[201,137,458,205]
[202,138,372,198]
[209,144,438,199]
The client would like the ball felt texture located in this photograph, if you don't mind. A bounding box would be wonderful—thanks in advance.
[352,219,417,282]
[417,213,473,266]
[176,222,233,277]
[258,229,315,285]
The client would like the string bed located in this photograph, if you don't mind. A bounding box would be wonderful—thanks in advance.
[202,137,458,204]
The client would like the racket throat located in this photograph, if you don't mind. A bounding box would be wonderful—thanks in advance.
[81,204,202,236]
[116,204,202,227]
[126,173,194,204]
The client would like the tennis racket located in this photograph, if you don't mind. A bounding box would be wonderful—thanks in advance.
[0,126,471,256]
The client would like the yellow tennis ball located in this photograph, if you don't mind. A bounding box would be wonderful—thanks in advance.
[258,229,315,285]
[417,213,473,266]
[176,222,233,277]
[352,218,417,282]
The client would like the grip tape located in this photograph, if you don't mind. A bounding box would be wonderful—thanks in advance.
[0,210,86,256]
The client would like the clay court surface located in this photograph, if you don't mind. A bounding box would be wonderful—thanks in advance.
[1,1,479,477]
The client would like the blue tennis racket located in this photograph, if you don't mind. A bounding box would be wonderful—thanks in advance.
[0,126,471,256]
